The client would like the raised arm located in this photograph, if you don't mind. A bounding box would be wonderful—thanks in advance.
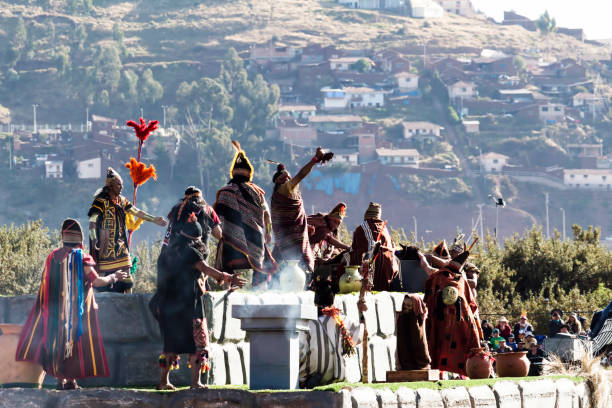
[127,206,167,227]
[85,266,128,287]
[327,234,351,251]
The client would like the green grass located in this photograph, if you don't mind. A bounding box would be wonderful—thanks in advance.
[114,375,582,394]
[313,375,584,393]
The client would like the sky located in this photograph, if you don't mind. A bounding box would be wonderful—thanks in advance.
[470,0,612,40]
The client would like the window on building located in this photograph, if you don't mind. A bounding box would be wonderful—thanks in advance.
[584,175,588,178]
[602,176,607,180]
[554,106,562,112]
[570,174,575,178]
[541,107,549,112]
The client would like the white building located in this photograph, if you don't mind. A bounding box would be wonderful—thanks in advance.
[77,156,102,179]
[334,149,360,166]
[329,57,373,71]
[479,152,509,172]
[394,72,419,93]
[539,103,565,123]
[564,169,612,190]
[45,160,63,179]
[410,0,444,18]
[434,0,475,17]
[376,148,420,168]
[402,121,442,139]
[322,87,385,110]
[462,120,480,134]
[448,81,477,99]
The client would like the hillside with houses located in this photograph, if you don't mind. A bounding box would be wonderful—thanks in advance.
[0,0,611,245]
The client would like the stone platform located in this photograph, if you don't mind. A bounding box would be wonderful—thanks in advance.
[0,378,603,408]
[0,290,407,387]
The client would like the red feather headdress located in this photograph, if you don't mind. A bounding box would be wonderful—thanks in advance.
[126,118,159,142]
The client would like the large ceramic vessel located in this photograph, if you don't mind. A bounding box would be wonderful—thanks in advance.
[279,260,306,292]
[0,324,45,388]
[339,266,362,293]
[495,351,530,377]
[465,348,493,379]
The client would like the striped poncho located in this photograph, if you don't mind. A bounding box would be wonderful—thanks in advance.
[15,247,109,379]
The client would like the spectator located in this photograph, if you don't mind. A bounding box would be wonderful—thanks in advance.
[567,313,582,335]
[517,330,526,345]
[490,328,505,350]
[506,334,518,351]
[496,339,513,353]
[517,341,529,352]
[548,309,565,336]
[513,314,534,340]
[559,324,570,334]
[496,317,512,339]
[481,319,493,341]
[527,342,546,376]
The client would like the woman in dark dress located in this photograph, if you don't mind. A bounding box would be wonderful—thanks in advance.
[155,213,246,390]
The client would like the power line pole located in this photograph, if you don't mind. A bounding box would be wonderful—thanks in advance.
[32,104,38,133]
[477,203,484,241]
[85,106,89,132]
[412,216,418,242]
[545,192,550,238]
[162,105,167,128]
[560,207,566,241]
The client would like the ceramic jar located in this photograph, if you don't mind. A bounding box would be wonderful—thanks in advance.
[0,324,45,387]
[495,351,530,377]
[339,266,362,293]
[465,348,493,379]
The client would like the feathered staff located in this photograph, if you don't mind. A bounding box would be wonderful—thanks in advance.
[125,117,159,247]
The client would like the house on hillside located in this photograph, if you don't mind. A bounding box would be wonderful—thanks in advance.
[394,72,419,93]
[377,148,420,168]
[410,0,444,18]
[495,89,535,104]
[462,120,479,134]
[249,44,298,65]
[309,115,363,132]
[502,11,537,31]
[333,149,360,165]
[402,121,442,140]
[539,102,565,123]
[351,125,378,163]
[278,119,317,147]
[471,55,516,78]
[434,0,475,17]
[573,92,606,118]
[374,51,411,73]
[277,105,317,122]
[329,57,374,71]
[45,159,63,179]
[479,152,509,172]
[447,80,477,100]
[76,155,102,179]
[564,169,612,190]
[321,87,385,110]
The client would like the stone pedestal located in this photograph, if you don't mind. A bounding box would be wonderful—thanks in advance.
[232,304,316,390]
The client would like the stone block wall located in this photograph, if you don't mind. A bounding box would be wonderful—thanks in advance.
[0,290,405,387]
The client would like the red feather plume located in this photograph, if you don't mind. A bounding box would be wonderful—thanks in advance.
[125,157,157,186]
[126,118,159,142]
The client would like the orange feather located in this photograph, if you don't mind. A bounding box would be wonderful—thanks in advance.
[125,157,157,186]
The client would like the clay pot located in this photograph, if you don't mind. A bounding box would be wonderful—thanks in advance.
[495,351,530,377]
[465,348,493,379]
[339,266,362,293]
[279,260,306,292]
[0,324,45,388]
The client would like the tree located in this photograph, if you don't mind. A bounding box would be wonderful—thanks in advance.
[55,47,71,76]
[537,10,557,36]
[91,45,122,91]
[350,58,373,73]
[138,68,164,104]
[13,18,27,49]
[72,24,87,50]
[112,22,124,43]
[119,69,139,104]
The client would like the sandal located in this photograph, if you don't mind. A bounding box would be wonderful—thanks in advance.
[56,381,66,390]
[189,384,208,390]
[156,383,176,391]
[63,380,80,390]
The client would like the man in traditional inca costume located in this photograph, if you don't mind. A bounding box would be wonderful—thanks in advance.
[307,202,351,262]
[350,202,399,291]
[16,219,129,390]
[423,251,482,376]
[449,237,480,301]
[214,141,276,287]
[299,267,363,387]
[161,186,221,261]
[88,167,167,293]
[154,213,246,390]
[270,147,329,274]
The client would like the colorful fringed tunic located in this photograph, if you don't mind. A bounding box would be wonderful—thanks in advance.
[87,193,132,275]
[15,247,109,379]
[423,267,481,376]
[271,179,314,272]
[214,181,276,285]
[349,219,398,291]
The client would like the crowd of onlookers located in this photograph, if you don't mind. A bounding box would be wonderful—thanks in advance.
[480,309,588,376]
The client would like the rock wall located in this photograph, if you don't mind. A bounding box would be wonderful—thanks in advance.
[0,378,606,408]
[0,290,407,387]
